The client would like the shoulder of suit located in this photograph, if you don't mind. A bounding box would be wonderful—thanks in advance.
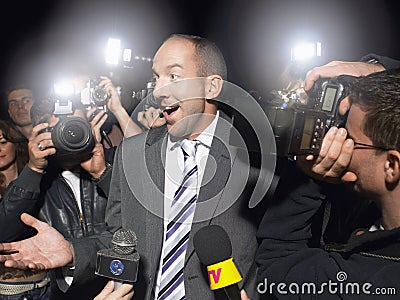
[120,125,168,147]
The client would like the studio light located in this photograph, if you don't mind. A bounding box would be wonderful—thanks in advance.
[105,38,121,66]
[291,41,322,62]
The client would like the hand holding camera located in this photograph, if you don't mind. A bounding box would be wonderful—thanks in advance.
[28,122,57,173]
[295,60,385,182]
[296,126,357,184]
[80,107,109,179]
[80,76,111,110]
[97,76,123,113]
[265,75,357,158]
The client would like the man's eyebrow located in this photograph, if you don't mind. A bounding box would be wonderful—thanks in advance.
[8,96,33,102]
[166,63,183,70]
[153,63,184,73]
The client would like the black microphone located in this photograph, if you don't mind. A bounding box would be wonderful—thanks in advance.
[95,228,140,290]
[193,225,243,300]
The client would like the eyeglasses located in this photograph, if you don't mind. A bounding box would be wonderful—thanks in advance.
[352,141,395,151]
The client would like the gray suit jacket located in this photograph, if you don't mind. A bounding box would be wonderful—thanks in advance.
[71,112,266,299]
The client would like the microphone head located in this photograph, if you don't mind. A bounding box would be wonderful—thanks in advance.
[112,228,137,255]
[193,225,232,265]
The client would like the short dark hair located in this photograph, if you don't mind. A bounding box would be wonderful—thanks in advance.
[5,83,35,99]
[349,70,400,151]
[166,34,228,80]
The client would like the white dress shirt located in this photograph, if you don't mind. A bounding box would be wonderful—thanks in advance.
[153,111,219,298]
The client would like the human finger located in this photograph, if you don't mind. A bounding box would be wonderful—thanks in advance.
[30,123,50,139]
[314,127,339,164]
[323,139,354,178]
[20,213,50,232]
[94,280,114,300]
[312,128,349,177]
[137,111,150,129]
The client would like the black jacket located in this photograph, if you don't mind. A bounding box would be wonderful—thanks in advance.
[256,163,400,299]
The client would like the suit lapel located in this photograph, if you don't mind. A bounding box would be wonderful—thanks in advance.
[143,127,168,281]
[185,115,235,263]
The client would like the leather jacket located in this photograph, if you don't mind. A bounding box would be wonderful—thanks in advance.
[0,146,116,243]
[0,164,108,242]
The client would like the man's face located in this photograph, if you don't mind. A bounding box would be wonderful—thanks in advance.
[152,38,216,139]
[7,89,35,127]
[345,104,387,197]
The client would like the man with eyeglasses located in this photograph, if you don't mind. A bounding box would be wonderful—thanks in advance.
[256,70,400,299]
[5,85,36,139]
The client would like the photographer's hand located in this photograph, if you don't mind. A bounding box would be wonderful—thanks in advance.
[99,76,124,114]
[297,127,357,184]
[81,108,108,179]
[304,60,385,91]
[137,107,166,129]
[303,61,385,115]
[27,123,56,173]
[99,76,143,138]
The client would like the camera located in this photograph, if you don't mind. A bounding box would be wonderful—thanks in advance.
[81,78,110,110]
[34,88,96,163]
[263,75,356,158]
[45,117,95,162]
[132,79,157,110]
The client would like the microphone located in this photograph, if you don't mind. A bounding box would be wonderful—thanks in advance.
[193,225,243,300]
[95,228,140,290]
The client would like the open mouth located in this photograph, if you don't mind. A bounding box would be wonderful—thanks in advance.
[163,105,179,116]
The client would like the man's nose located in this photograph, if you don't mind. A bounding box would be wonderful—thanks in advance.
[16,102,27,109]
[153,80,171,102]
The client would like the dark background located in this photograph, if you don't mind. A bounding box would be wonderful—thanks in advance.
[1,0,400,119]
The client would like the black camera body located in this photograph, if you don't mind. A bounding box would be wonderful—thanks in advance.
[81,78,109,109]
[264,75,356,158]
[37,116,95,164]
[132,79,156,110]
[35,85,96,164]
[47,117,95,162]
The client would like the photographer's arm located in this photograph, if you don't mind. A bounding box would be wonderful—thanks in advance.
[360,53,400,70]
[99,76,144,138]
[256,164,346,297]
[0,165,42,242]
[0,123,56,242]
[304,60,385,93]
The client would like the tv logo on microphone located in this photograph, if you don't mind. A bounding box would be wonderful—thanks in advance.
[207,258,242,290]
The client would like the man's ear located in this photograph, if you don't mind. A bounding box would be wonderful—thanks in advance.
[205,75,224,99]
[384,150,400,184]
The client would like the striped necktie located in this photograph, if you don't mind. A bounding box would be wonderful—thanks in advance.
[157,139,199,300]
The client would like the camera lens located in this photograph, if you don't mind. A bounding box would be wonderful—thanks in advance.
[91,86,108,106]
[52,117,94,154]
[63,124,85,146]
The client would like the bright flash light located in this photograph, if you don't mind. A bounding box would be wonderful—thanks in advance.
[123,48,132,62]
[105,38,121,65]
[291,42,322,61]
[53,81,75,98]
